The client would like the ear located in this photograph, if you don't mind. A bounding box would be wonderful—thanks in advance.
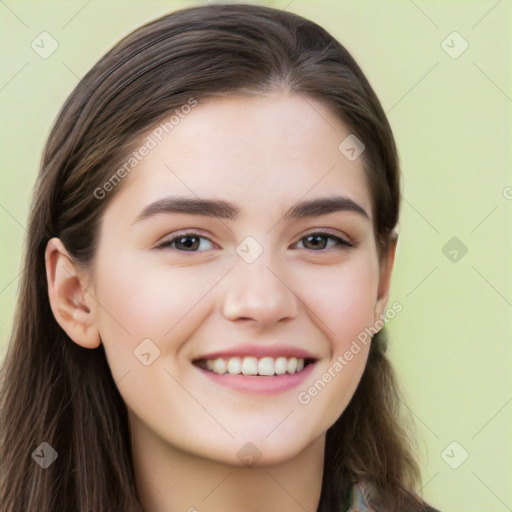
[45,237,101,349]
[373,236,398,324]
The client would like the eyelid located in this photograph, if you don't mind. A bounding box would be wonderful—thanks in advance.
[300,228,353,246]
[153,229,213,250]
[154,228,355,251]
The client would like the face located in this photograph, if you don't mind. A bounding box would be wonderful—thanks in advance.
[86,92,390,466]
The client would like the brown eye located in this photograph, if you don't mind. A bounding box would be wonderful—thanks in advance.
[298,232,353,251]
[155,233,213,252]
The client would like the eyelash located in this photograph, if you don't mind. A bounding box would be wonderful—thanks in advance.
[154,230,354,252]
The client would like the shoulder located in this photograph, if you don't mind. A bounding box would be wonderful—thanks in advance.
[349,481,442,512]
[348,481,374,511]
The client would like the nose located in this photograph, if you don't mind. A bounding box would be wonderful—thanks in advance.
[221,252,298,326]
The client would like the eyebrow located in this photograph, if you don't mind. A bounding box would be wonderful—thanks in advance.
[132,194,370,225]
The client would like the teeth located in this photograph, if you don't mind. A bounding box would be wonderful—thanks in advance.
[201,356,308,376]
[213,358,227,374]
[287,357,297,374]
[227,357,242,375]
[274,357,287,375]
[241,356,258,375]
[258,357,274,376]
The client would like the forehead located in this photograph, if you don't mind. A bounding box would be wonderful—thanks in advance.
[104,92,372,223]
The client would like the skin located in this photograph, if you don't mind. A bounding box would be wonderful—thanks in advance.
[46,92,396,512]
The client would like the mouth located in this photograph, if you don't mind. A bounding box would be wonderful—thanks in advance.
[193,355,316,377]
[192,350,318,394]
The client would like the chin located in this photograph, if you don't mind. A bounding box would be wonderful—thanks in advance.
[207,434,318,469]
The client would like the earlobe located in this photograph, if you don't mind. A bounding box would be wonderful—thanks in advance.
[45,237,101,349]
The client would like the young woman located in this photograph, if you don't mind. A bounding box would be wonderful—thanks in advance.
[0,4,440,511]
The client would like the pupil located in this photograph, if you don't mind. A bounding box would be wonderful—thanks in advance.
[306,235,325,250]
[180,236,198,250]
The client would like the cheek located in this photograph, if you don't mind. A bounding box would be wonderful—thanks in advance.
[91,252,219,375]
[293,252,378,425]
[302,252,379,352]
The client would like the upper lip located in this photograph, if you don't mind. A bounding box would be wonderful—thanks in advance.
[193,344,318,362]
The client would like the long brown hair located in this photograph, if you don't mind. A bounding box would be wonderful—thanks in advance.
[0,4,436,511]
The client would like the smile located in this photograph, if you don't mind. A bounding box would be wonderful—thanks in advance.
[195,356,313,377]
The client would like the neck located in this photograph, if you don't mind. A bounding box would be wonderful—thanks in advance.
[129,413,325,512]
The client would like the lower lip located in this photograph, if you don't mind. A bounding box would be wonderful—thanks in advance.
[195,363,316,395]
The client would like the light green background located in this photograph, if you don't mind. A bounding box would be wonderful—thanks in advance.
[1,1,510,510]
